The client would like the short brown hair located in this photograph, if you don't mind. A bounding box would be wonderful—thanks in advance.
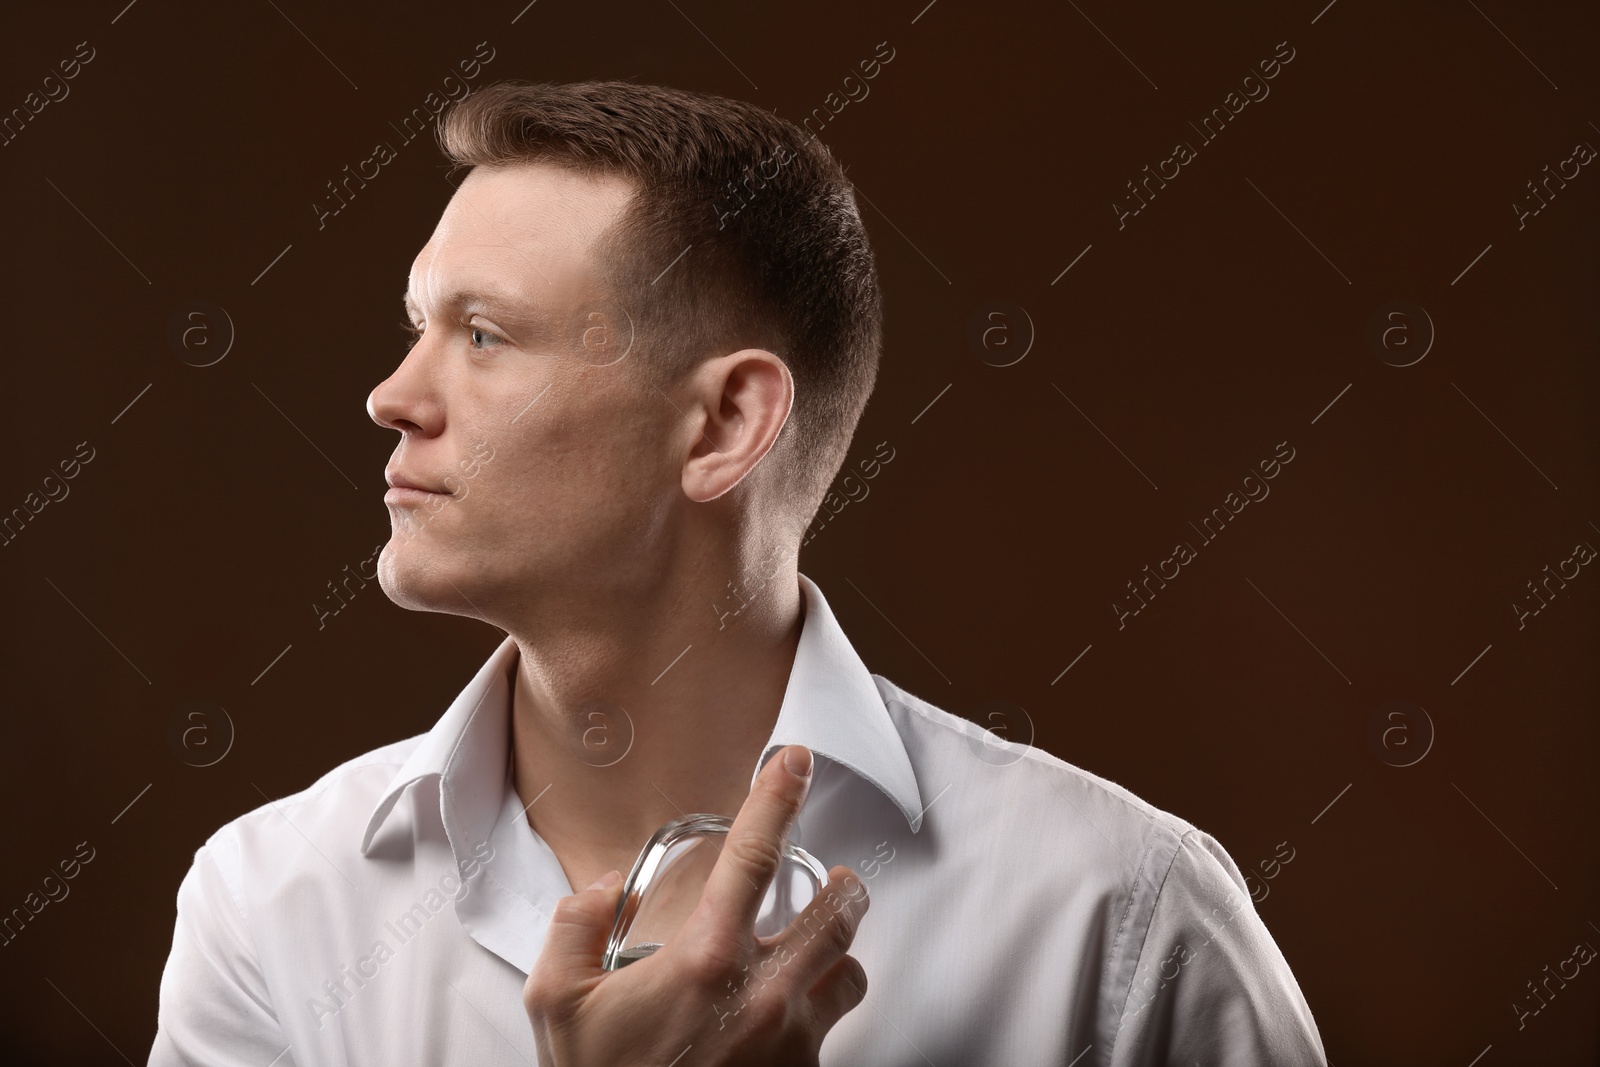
[436,80,883,536]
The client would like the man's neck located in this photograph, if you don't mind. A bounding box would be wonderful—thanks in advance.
[506,564,804,893]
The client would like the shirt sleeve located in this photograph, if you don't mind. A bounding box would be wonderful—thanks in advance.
[1106,829,1327,1067]
[148,838,297,1067]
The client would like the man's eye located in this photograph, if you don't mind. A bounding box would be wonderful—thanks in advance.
[399,319,502,352]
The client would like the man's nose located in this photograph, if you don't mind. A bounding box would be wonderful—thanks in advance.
[367,347,442,435]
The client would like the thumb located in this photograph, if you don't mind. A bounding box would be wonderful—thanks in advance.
[536,870,624,982]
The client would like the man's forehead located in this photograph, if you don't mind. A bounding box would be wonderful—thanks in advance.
[408,222,558,300]
[403,239,545,308]
[440,162,634,254]
[408,173,627,305]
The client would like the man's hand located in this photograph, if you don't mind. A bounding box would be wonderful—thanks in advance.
[524,745,871,1066]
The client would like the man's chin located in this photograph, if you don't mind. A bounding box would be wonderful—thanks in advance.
[376,545,480,616]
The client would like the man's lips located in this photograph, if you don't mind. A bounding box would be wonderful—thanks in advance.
[384,470,452,504]
[384,487,449,506]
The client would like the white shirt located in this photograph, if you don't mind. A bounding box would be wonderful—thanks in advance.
[150,573,1327,1066]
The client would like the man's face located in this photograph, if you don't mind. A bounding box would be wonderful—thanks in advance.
[367,162,679,619]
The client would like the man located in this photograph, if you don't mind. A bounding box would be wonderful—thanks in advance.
[151,80,1327,1065]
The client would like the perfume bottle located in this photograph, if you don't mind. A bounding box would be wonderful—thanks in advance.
[601,813,829,970]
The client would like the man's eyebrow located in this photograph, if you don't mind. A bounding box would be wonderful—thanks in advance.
[401,288,554,336]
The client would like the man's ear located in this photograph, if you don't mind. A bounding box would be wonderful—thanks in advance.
[680,349,793,504]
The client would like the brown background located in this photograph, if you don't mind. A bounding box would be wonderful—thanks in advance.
[1,0,1596,1063]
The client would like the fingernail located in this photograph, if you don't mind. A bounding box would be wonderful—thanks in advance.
[586,869,622,891]
[784,746,813,779]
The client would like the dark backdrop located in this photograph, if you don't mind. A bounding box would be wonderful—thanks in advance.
[1,1,1596,1064]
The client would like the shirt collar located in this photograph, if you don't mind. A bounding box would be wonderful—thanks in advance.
[360,571,926,857]
[359,633,518,857]
[755,573,925,831]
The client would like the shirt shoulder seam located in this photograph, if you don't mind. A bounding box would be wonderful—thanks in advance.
[1102,827,1192,1062]
[871,673,1198,837]
[190,834,287,1026]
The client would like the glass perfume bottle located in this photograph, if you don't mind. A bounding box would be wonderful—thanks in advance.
[601,813,829,970]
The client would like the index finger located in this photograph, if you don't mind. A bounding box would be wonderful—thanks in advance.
[693,744,814,945]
